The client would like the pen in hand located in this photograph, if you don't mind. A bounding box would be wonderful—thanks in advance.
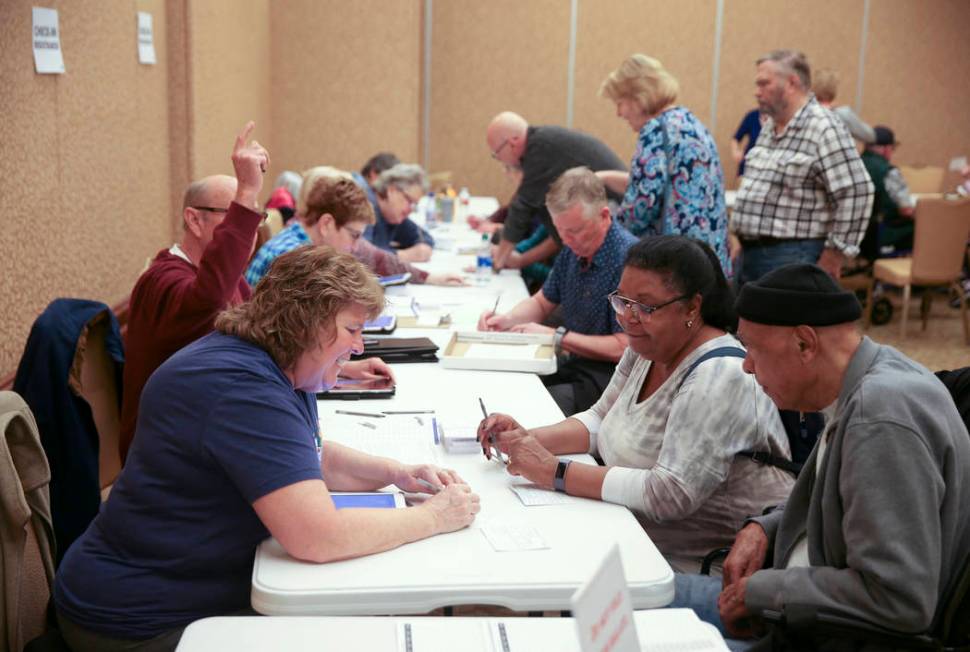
[415,478,441,494]
[478,397,506,465]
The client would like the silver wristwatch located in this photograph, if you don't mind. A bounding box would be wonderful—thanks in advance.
[553,326,568,356]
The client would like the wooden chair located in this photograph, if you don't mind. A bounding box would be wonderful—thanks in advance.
[898,164,945,194]
[864,196,970,343]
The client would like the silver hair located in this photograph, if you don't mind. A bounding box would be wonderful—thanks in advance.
[757,49,811,90]
[371,163,429,197]
[273,171,303,200]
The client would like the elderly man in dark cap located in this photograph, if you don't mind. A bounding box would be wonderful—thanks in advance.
[672,263,970,650]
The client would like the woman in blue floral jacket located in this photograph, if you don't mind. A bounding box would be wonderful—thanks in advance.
[598,54,731,275]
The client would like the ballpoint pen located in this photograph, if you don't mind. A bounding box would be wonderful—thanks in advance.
[478,397,506,465]
[381,410,436,415]
[490,294,501,316]
[335,409,385,418]
[415,478,441,494]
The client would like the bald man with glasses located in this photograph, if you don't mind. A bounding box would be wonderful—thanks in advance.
[485,111,627,272]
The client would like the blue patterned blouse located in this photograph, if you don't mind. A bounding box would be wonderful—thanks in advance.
[615,106,731,275]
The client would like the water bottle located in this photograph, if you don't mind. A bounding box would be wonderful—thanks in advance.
[457,186,471,223]
[424,192,437,230]
[476,233,493,282]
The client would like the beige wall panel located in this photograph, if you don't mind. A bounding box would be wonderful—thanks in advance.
[573,0,718,170]
[863,0,970,174]
[430,0,572,201]
[0,0,171,374]
[270,0,422,178]
[188,0,273,181]
[715,0,865,188]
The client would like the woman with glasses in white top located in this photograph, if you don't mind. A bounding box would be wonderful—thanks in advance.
[477,235,793,572]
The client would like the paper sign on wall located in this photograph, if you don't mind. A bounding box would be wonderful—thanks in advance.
[571,545,639,652]
[32,7,65,74]
[137,12,156,64]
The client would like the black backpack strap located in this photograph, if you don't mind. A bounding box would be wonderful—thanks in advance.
[675,344,806,477]
[736,450,803,476]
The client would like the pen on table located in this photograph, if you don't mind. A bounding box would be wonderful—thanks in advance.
[381,410,436,415]
[335,409,386,418]
[415,478,441,494]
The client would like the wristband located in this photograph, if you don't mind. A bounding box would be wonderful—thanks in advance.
[554,326,569,356]
[554,459,572,493]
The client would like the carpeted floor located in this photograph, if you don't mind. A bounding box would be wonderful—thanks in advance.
[863,288,970,371]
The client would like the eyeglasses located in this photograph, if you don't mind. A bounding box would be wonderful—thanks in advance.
[490,138,511,160]
[607,290,687,320]
[191,206,229,214]
[394,185,422,207]
[341,225,364,241]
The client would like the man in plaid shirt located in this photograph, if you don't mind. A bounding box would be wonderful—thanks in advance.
[732,50,873,283]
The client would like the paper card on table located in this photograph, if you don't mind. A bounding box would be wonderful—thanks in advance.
[949,156,968,172]
[480,521,549,552]
[465,343,539,361]
[571,545,639,652]
[509,483,579,506]
[441,424,482,453]
[397,621,492,652]
[633,610,730,651]
[136,12,156,64]
[32,7,65,74]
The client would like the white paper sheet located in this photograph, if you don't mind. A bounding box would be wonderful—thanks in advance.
[32,7,65,74]
[480,522,549,551]
[509,484,579,506]
[137,12,156,64]
[322,415,440,466]
[465,343,539,361]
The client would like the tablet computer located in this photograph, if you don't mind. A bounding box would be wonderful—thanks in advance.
[379,272,412,287]
[363,314,397,334]
[316,376,396,400]
[330,492,405,509]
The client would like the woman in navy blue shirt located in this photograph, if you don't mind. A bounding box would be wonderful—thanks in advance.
[54,247,479,652]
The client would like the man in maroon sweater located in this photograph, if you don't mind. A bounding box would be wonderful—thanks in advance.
[120,123,391,460]
[120,123,268,460]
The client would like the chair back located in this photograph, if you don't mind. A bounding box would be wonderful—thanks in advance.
[264,208,284,237]
[70,312,123,493]
[899,165,945,194]
[910,197,970,283]
[0,392,56,652]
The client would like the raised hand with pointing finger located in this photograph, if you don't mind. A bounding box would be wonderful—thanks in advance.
[231,121,270,210]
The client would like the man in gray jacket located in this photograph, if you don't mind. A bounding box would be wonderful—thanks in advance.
[674,263,970,650]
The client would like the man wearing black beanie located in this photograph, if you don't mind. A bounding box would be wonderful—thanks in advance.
[674,263,970,649]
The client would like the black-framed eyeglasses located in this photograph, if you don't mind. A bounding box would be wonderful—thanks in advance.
[490,138,511,160]
[190,206,229,214]
[394,185,422,207]
[607,290,687,319]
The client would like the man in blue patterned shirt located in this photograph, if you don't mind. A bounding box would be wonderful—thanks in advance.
[479,167,636,414]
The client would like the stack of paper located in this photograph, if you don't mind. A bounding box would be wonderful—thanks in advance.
[321,415,440,466]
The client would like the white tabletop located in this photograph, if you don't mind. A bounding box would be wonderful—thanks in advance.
[250,205,674,617]
[177,611,728,651]
[251,364,674,616]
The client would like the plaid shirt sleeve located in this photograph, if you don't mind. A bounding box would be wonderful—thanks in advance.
[885,168,916,209]
[816,122,874,256]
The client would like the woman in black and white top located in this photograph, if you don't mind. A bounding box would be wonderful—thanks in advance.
[477,236,793,572]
